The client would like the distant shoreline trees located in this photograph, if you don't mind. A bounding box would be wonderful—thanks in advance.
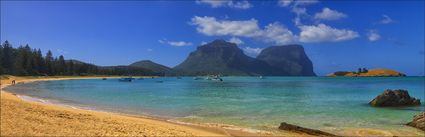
[0,40,156,76]
[355,68,368,74]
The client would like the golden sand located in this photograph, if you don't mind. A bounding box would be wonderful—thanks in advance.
[0,76,254,136]
[2,76,422,136]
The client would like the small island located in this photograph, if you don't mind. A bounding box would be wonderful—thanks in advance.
[327,68,406,77]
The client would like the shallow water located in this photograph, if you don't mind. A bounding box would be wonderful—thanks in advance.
[5,77,425,134]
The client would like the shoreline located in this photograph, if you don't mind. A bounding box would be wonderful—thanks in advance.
[2,76,424,136]
[13,91,272,135]
[0,76,275,136]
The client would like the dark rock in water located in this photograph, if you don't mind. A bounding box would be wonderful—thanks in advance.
[279,122,337,136]
[257,45,316,76]
[369,89,421,107]
[407,112,425,131]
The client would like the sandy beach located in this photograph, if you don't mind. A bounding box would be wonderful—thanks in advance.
[0,76,275,136]
[1,76,423,136]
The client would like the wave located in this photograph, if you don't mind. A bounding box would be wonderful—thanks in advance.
[16,94,98,111]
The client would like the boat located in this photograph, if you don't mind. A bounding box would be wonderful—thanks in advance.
[210,75,223,81]
[119,77,135,82]
[259,76,264,79]
[211,77,223,81]
[102,78,107,80]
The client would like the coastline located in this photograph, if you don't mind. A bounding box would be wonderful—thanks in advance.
[0,76,275,136]
[1,76,423,136]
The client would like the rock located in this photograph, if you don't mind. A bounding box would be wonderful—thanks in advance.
[327,69,406,77]
[257,45,316,76]
[407,112,425,131]
[174,40,316,76]
[173,40,280,76]
[369,89,421,107]
[278,122,338,137]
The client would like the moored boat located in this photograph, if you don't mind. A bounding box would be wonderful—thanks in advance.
[119,77,135,82]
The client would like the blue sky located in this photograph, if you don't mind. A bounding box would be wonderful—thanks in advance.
[1,0,424,76]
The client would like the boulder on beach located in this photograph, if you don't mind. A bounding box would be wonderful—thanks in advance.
[407,112,425,131]
[278,122,337,136]
[369,89,421,107]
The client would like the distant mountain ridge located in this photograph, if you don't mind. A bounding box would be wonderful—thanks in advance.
[257,45,316,76]
[173,40,279,76]
[129,60,171,74]
[173,40,316,76]
[68,40,316,76]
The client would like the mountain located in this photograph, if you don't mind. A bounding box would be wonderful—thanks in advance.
[67,59,158,76]
[129,60,171,74]
[327,68,406,77]
[174,40,279,76]
[256,45,316,76]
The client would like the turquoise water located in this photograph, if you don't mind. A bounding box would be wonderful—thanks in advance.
[5,77,425,134]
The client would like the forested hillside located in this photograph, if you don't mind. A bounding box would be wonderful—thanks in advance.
[0,41,156,76]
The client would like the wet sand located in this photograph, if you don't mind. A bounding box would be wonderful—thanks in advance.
[2,76,422,136]
[0,76,273,136]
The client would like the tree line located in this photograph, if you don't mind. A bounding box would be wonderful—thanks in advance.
[0,41,156,76]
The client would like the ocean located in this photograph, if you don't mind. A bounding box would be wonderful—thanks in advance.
[5,76,425,135]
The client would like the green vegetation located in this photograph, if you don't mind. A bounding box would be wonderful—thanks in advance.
[173,40,316,76]
[129,60,171,75]
[0,40,156,76]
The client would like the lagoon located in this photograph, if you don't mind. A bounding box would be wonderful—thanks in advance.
[5,77,425,135]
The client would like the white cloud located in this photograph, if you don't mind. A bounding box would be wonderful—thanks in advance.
[228,0,252,9]
[191,16,261,37]
[158,39,192,47]
[146,48,153,52]
[378,14,394,24]
[291,6,307,15]
[278,0,319,26]
[200,41,208,45]
[56,49,68,55]
[191,16,359,44]
[168,41,192,46]
[196,0,228,8]
[367,30,380,42]
[298,24,359,42]
[191,16,296,45]
[262,22,296,44]
[314,8,347,21]
[196,0,252,9]
[243,47,263,56]
[278,0,319,7]
[277,0,293,7]
[228,37,244,45]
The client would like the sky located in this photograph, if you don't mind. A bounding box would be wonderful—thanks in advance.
[1,0,424,76]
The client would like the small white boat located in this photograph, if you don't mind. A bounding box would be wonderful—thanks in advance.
[210,75,223,81]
